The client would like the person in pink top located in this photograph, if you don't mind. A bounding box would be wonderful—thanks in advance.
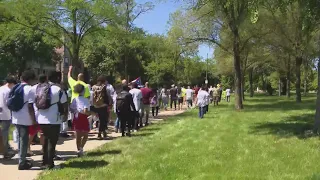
[139,82,153,127]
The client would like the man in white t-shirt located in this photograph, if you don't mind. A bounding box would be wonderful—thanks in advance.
[186,86,194,109]
[0,76,17,159]
[129,82,142,131]
[226,88,231,102]
[30,73,67,169]
[12,70,37,170]
[196,86,209,119]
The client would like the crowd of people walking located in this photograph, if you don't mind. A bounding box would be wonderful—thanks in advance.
[0,67,232,170]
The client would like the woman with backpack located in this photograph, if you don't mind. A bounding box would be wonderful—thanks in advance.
[70,84,94,157]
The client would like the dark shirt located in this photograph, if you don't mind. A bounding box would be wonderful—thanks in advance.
[140,87,153,105]
[170,88,177,99]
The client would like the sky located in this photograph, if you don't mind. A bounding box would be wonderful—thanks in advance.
[133,0,213,59]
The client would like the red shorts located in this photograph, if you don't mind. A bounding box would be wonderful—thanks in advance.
[73,113,90,133]
[29,125,42,136]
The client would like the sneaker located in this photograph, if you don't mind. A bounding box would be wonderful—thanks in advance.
[18,160,33,170]
[3,151,16,159]
[77,149,84,157]
[115,128,119,133]
[54,155,63,160]
[133,130,138,133]
[60,133,70,138]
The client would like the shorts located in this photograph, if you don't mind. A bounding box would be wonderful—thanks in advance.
[73,113,90,133]
[178,97,183,104]
[213,96,219,101]
[29,125,42,136]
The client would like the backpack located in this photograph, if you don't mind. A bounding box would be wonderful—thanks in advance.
[116,91,129,113]
[35,83,52,110]
[7,83,27,112]
[92,85,107,107]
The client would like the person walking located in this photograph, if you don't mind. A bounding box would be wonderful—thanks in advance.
[196,85,209,119]
[0,76,17,159]
[70,84,93,157]
[150,88,159,118]
[129,82,142,131]
[116,85,138,137]
[9,70,37,170]
[226,88,231,102]
[212,85,219,106]
[68,66,90,101]
[140,82,152,127]
[31,73,68,169]
[185,86,194,109]
[169,85,177,110]
[92,76,111,140]
[160,87,169,110]
[177,86,183,110]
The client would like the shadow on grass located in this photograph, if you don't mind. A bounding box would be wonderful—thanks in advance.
[244,99,315,112]
[139,127,161,132]
[250,113,315,139]
[86,149,121,157]
[132,132,154,137]
[62,160,109,169]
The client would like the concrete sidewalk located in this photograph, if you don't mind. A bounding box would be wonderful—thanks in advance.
[0,109,185,180]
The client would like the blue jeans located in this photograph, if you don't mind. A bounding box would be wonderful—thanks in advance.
[16,125,29,165]
[1,120,11,154]
[115,117,120,129]
[199,107,205,119]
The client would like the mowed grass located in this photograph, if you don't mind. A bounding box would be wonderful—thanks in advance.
[38,94,320,180]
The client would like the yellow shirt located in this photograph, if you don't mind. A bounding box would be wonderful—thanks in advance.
[182,88,186,97]
[68,77,90,101]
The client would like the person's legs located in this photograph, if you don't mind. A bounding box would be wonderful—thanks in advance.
[152,107,155,117]
[115,116,120,133]
[1,120,11,155]
[42,124,60,168]
[16,124,31,169]
[156,106,159,116]
[42,130,49,166]
[170,98,173,109]
[140,105,145,127]
[0,128,3,154]
[174,99,177,110]
[75,131,82,151]
[119,115,126,136]
[97,107,108,138]
[145,106,150,125]
[81,132,88,150]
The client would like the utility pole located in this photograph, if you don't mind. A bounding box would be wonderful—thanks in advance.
[206,53,208,83]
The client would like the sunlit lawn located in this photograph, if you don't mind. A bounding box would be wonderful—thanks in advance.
[38,94,320,180]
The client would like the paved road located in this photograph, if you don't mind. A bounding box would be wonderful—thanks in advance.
[0,109,185,180]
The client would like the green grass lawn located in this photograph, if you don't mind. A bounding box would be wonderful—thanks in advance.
[38,95,320,180]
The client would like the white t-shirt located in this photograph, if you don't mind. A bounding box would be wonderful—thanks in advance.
[106,84,115,96]
[186,89,194,100]
[113,93,117,113]
[129,88,142,111]
[31,83,67,125]
[70,96,90,115]
[0,85,11,120]
[12,84,34,126]
[197,90,209,107]
[226,89,231,96]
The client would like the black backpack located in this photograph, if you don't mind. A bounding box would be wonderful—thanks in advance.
[35,83,52,110]
[116,91,130,113]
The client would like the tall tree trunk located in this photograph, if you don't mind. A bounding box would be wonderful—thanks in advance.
[304,62,308,96]
[286,55,291,98]
[295,56,302,102]
[71,9,81,78]
[233,28,243,110]
[249,68,254,97]
[313,58,320,133]
[241,74,245,101]
[278,78,281,96]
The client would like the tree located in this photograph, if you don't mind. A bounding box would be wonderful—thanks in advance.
[3,0,119,76]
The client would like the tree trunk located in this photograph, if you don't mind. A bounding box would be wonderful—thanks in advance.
[242,74,245,101]
[71,9,81,78]
[313,58,320,133]
[249,68,254,97]
[295,56,302,102]
[233,28,243,110]
[286,55,291,98]
[304,62,308,96]
[278,78,281,96]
